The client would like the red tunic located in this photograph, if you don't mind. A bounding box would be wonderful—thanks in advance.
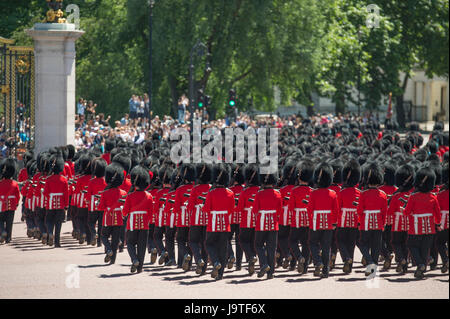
[86,177,107,212]
[338,186,361,228]
[387,190,412,232]
[252,188,282,231]
[66,160,75,177]
[229,184,244,224]
[437,188,449,230]
[203,187,235,232]
[0,179,20,212]
[119,175,132,193]
[73,175,91,208]
[154,187,170,227]
[101,153,111,165]
[173,183,194,228]
[18,168,28,183]
[288,185,312,228]
[98,188,127,227]
[237,186,260,228]
[163,190,177,228]
[379,185,398,226]
[32,173,45,208]
[404,192,441,235]
[43,174,69,210]
[122,190,154,231]
[279,185,294,226]
[307,188,339,231]
[187,184,211,226]
[357,188,388,231]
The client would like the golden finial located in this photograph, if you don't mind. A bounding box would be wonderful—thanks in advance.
[44,0,66,23]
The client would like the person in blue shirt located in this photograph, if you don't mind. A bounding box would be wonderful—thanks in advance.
[129,95,138,122]
[77,98,85,116]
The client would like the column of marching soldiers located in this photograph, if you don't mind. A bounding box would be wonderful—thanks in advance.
[0,122,449,281]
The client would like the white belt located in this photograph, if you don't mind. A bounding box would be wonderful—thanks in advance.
[313,210,331,231]
[211,210,228,231]
[363,210,380,230]
[259,210,277,229]
[283,206,288,225]
[441,210,449,227]
[79,192,84,207]
[181,205,187,226]
[195,204,203,225]
[90,195,96,211]
[104,207,121,225]
[129,211,146,231]
[413,213,432,234]
[394,211,403,231]
[158,207,164,226]
[170,212,175,228]
[341,208,356,227]
[49,193,63,210]
[245,207,252,228]
[294,208,307,228]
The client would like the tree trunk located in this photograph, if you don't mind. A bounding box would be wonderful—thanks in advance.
[395,75,409,129]
[168,75,179,118]
[335,95,346,114]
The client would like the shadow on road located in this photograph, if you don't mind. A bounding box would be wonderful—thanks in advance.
[228,278,265,284]
[179,279,214,285]
[99,272,136,278]
[78,264,110,269]
[336,277,368,282]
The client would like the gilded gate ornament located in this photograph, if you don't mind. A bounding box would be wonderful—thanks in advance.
[45,0,67,23]
[15,56,30,75]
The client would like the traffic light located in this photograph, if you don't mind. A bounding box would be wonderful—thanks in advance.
[228,89,236,107]
[205,95,211,108]
[197,89,205,108]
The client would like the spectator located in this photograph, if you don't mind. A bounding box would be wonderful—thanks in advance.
[77,98,85,116]
[178,94,188,124]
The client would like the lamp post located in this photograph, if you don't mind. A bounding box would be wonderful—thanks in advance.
[189,41,207,133]
[148,0,155,125]
[357,26,362,117]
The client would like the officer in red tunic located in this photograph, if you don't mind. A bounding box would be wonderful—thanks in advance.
[288,159,314,274]
[253,169,283,279]
[336,159,361,274]
[404,166,442,279]
[227,164,244,271]
[307,162,339,278]
[237,163,260,276]
[98,163,126,265]
[187,163,212,275]
[328,158,343,271]
[43,155,69,247]
[357,162,388,276]
[436,162,448,273]
[36,153,51,244]
[86,158,107,247]
[203,163,234,280]
[23,160,37,238]
[387,164,415,274]
[0,158,20,243]
[122,165,153,273]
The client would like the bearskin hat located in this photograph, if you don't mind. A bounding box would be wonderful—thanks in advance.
[78,154,94,175]
[105,139,116,153]
[66,144,75,160]
[159,165,173,185]
[383,161,397,186]
[91,158,107,178]
[281,160,298,186]
[0,158,18,179]
[329,158,344,185]
[26,160,37,178]
[194,163,211,185]
[395,164,415,191]
[179,163,196,184]
[296,159,315,184]
[260,167,278,186]
[112,152,131,174]
[130,165,150,190]
[50,154,65,175]
[415,166,436,193]
[313,162,333,188]
[230,164,245,185]
[342,159,361,187]
[105,163,125,188]
[363,162,384,186]
[244,163,260,186]
[23,151,34,165]
[409,122,420,132]
[212,163,230,187]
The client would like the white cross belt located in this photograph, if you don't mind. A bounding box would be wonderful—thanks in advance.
[363,210,380,230]
[341,208,356,227]
[413,213,433,234]
[129,211,147,231]
[440,210,449,227]
[259,210,277,230]
[313,210,331,231]
[294,208,307,228]
[211,210,228,231]
[49,193,63,210]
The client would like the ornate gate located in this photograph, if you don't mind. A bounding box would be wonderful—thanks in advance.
[0,37,35,157]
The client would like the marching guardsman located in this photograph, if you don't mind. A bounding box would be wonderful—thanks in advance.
[187,163,212,275]
[387,164,415,274]
[18,151,32,221]
[404,166,442,279]
[153,165,173,266]
[23,160,38,238]
[147,169,160,264]
[328,158,343,271]
[288,160,314,274]
[43,154,69,247]
[35,153,50,244]
[86,158,107,247]
[237,163,260,275]
[163,170,180,266]
[73,154,94,245]
[277,161,296,269]
[203,163,235,280]
[307,162,339,278]
[228,164,244,271]
[122,165,153,274]
[436,162,449,273]
[101,139,116,165]
[357,162,388,276]
[175,163,196,271]
[97,163,127,265]
[336,159,361,274]
[253,169,283,279]
[379,161,398,271]
[0,158,20,244]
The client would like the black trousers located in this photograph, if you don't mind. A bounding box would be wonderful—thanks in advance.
[278,225,291,259]
[289,227,310,261]
[154,226,166,254]
[126,229,148,268]
[176,227,192,266]
[330,228,338,257]
[336,227,359,262]
[77,208,91,242]
[407,234,433,267]
[24,208,36,231]
[88,211,103,245]
[69,205,78,232]
[119,217,127,247]
[391,231,409,262]
[381,225,394,259]
[206,231,230,277]
[255,231,278,275]
[0,210,15,241]
[360,230,383,265]
[189,225,208,268]
[310,229,333,272]
[239,228,256,261]
[436,229,449,264]
[165,226,177,261]
[36,207,47,235]
[147,224,156,252]
[102,226,121,260]
[228,224,243,265]
[45,209,65,245]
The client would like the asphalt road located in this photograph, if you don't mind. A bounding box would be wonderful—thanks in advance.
[0,206,448,299]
